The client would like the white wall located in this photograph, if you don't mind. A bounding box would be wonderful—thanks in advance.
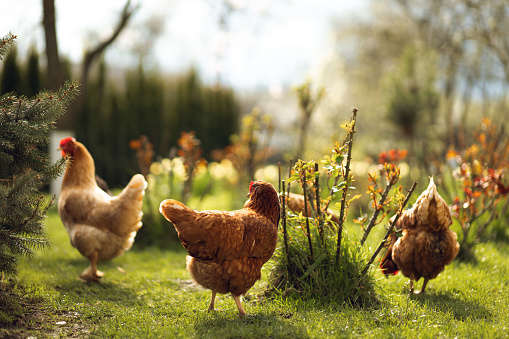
[49,130,75,197]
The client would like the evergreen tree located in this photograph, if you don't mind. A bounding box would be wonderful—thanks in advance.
[0,33,79,275]
[26,45,42,97]
[0,44,23,95]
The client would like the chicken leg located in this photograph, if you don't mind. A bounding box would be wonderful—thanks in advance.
[409,280,414,293]
[208,291,217,311]
[79,251,103,283]
[208,291,247,317]
[408,279,429,294]
[416,278,429,294]
[232,294,247,317]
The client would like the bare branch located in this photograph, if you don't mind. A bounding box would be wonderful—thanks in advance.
[81,1,138,82]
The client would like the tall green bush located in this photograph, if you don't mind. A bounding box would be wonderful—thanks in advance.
[0,43,44,98]
[0,45,23,95]
[25,45,43,97]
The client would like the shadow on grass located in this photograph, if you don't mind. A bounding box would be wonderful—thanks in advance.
[53,279,142,306]
[411,291,492,321]
[194,312,309,339]
[52,259,142,307]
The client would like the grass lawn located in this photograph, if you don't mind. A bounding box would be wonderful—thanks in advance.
[1,207,509,338]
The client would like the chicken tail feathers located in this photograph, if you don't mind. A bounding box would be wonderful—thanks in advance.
[380,252,399,277]
[126,174,148,192]
[116,174,147,204]
[159,199,197,226]
[379,234,399,277]
[108,174,146,235]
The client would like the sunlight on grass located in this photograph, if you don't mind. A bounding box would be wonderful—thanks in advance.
[4,208,509,338]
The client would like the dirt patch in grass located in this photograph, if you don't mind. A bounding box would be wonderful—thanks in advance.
[0,280,91,338]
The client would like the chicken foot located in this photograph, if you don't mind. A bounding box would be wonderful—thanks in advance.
[80,251,103,283]
[408,279,429,294]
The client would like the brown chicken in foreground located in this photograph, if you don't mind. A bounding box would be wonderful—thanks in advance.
[58,137,147,282]
[380,177,459,294]
[159,181,280,317]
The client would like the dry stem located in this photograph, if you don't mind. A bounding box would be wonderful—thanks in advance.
[335,108,358,268]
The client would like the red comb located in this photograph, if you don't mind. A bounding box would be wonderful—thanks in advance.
[249,181,254,191]
[59,137,76,147]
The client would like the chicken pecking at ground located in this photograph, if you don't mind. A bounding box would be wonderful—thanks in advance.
[159,181,280,317]
[58,137,147,282]
[380,177,459,294]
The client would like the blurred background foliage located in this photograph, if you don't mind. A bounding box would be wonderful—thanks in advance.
[1,0,508,255]
[79,64,239,186]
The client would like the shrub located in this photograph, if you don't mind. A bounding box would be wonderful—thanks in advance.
[268,108,417,307]
[269,211,380,307]
[445,118,509,260]
[269,109,375,306]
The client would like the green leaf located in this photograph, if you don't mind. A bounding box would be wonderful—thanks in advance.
[349,194,362,203]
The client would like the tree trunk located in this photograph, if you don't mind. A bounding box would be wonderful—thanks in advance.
[42,0,63,91]
[42,0,73,129]
[42,0,136,130]
[73,0,136,120]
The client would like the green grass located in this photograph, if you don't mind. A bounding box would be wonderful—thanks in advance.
[2,208,509,338]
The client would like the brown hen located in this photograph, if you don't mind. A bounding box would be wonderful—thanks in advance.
[159,181,280,317]
[380,177,459,293]
[58,137,147,282]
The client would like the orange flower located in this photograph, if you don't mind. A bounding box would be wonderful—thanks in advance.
[129,139,141,150]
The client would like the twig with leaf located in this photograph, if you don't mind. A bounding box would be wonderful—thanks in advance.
[360,160,404,246]
[335,108,358,267]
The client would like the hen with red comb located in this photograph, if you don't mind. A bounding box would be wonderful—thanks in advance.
[159,180,280,317]
[58,137,147,282]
